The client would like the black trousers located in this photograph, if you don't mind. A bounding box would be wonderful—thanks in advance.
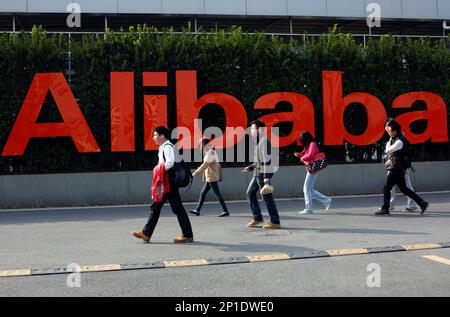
[195,182,228,212]
[382,170,425,210]
[143,186,193,238]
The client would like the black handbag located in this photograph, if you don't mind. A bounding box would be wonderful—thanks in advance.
[306,153,328,174]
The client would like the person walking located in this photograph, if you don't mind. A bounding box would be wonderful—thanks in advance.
[295,131,332,215]
[381,119,419,213]
[243,120,281,229]
[375,119,429,216]
[132,126,194,243]
[189,138,229,217]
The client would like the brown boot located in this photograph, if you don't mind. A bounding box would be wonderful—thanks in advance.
[247,220,264,228]
[263,222,281,229]
[173,236,194,243]
[132,231,150,242]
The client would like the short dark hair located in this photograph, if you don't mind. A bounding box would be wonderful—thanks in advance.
[385,119,402,133]
[250,120,266,129]
[154,126,170,139]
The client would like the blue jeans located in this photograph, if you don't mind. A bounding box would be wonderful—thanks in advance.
[303,172,330,212]
[246,176,280,224]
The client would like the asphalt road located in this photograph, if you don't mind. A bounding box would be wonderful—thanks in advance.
[0,192,449,297]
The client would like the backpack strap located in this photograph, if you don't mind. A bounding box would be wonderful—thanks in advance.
[162,144,193,192]
[162,143,174,162]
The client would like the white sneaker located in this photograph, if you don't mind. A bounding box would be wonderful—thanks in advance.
[299,210,313,215]
[325,199,332,212]
[402,206,418,213]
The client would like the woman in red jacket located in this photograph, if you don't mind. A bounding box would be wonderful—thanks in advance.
[295,131,332,214]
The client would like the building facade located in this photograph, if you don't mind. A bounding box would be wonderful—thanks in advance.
[0,0,449,35]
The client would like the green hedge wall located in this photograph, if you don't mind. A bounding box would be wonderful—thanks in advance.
[0,25,449,174]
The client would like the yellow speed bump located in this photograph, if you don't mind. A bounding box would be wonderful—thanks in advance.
[326,248,369,256]
[247,253,290,262]
[79,264,121,273]
[402,243,442,251]
[164,259,208,268]
[0,269,32,277]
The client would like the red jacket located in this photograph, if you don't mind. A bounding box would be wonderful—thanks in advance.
[152,162,170,202]
[296,142,319,165]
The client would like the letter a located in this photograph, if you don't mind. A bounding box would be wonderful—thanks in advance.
[2,73,100,156]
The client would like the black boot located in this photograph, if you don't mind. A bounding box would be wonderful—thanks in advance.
[375,209,390,216]
[420,202,429,215]
[189,210,200,216]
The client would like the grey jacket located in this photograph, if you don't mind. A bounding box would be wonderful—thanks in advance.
[247,135,274,179]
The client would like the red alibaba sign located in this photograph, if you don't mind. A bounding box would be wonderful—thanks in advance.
[1,70,448,156]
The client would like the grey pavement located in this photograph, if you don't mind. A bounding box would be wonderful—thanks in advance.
[0,192,449,297]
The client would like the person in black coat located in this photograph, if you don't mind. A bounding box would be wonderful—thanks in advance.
[375,119,429,216]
